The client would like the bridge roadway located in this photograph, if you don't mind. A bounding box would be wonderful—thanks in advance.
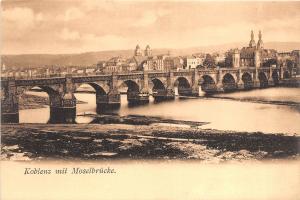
[0,66,293,123]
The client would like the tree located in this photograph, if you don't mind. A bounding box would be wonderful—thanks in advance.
[262,58,277,67]
[217,61,226,68]
[203,54,216,68]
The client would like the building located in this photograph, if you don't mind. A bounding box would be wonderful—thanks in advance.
[106,56,124,67]
[184,56,199,69]
[133,44,153,70]
[96,61,106,72]
[291,50,300,67]
[278,50,300,65]
[226,30,277,68]
[153,55,165,71]
[163,57,183,71]
[278,50,300,74]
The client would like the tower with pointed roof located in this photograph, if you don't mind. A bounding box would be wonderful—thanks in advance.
[257,30,264,49]
[134,44,143,56]
[249,30,256,48]
[144,45,152,56]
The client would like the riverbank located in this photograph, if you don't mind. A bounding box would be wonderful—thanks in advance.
[1,121,299,162]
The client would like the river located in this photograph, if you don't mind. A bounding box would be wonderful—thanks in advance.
[20,87,300,134]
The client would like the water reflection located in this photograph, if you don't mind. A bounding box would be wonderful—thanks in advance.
[19,88,300,134]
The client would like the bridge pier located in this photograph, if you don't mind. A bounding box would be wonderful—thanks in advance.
[178,87,199,97]
[153,88,175,101]
[253,80,261,88]
[216,82,224,92]
[1,78,19,123]
[49,107,76,123]
[127,91,149,105]
[236,80,244,90]
[154,72,176,101]
[1,107,19,123]
[127,71,150,105]
[201,84,218,94]
[268,79,275,87]
[49,92,76,123]
[96,91,121,113]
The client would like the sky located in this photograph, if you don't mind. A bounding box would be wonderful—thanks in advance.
[1,0,300,54]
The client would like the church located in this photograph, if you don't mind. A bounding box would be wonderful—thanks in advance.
[230,30,277,68]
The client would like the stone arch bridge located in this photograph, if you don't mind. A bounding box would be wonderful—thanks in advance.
[1,66,293,123]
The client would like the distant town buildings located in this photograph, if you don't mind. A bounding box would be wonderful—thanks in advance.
[96,45,185,73]
[277,50,300,73]
[1,30,299,77]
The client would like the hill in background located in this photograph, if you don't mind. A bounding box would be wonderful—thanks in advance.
[2,42,299,69]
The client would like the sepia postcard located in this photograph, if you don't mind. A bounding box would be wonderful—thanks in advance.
[1,0,299,199]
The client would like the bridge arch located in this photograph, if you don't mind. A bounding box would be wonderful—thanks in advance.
[241,72,253,89]
[17,85,60,96]
[74,82,109,95]
[151,78,166,90]
[222,73,237,91]
[200,75,217,93]
[174,77,192,96]
[272,70,279,85]
[283,70,291,79]
[17,85,61,123]
[122,80,140,93]
[258,72,268,88]
[174,77,191,88]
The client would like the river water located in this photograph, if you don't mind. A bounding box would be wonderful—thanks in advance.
[20,87,300,134]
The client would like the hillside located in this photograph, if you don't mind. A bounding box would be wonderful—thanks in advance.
[2,42,299,69]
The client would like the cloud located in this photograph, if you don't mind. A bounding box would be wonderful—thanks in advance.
[58,28,132,51]
[133,9,169,27]
[2,7,35,30]
[80,34,132,51]
[35,13,44,22]
[58,7,85,21]
[60,28,81,40]
[2,1,300,54]
[133,11,157,27]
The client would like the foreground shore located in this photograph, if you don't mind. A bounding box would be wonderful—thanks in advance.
[1,121,299,162]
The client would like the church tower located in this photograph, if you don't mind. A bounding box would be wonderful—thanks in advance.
[257,30,264,49]
[134,44,143,56]
[144,45,152,56]
[232,49,240,68]
[254,49,261,68]
[249,30,256,48]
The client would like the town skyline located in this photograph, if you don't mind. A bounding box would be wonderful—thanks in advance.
[2,1,300,54]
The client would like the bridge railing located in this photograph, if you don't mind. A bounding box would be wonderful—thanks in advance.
[0,66,291,80]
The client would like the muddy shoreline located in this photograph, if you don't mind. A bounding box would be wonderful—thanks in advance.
[1,119,299,162]
[80,113,210,126]
[206,95,300,109]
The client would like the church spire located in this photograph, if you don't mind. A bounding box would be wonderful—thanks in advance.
[249,30,256,48]
[259,30,262,40]
[257,30,263,49]
[134,44,142,56]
